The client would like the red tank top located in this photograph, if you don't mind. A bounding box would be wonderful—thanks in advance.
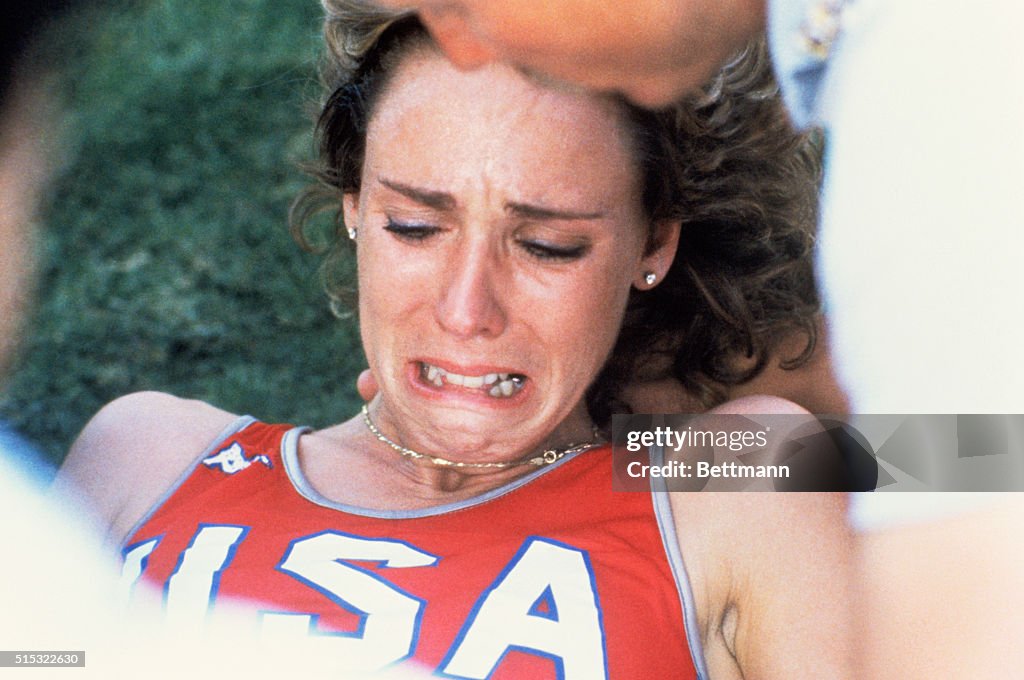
[123,417,705,679]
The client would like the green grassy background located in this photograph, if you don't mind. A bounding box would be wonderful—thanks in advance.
[1,0,364,469]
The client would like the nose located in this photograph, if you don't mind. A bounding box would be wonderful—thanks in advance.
[419,9,498,70]
[435,239,508,339]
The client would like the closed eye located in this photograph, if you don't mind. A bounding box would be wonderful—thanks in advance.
[517,239,589,262]
[384,217,441,242]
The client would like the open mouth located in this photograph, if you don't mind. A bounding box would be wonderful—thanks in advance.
[418,361,527,398]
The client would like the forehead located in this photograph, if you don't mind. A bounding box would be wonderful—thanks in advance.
[364,50,640,200]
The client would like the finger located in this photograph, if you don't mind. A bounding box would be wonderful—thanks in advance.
[356,369,379,402]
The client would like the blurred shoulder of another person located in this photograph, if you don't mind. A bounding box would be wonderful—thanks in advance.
[855,493,1024,679]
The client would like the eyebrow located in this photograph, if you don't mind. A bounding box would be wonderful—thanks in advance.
[506,202,605,221]
[379,177,605,221]
[379,178,456,211]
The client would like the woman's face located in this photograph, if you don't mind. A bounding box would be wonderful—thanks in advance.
[347,48,677,463]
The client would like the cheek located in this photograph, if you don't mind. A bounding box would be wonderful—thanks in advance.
[542,263,635,380]
[355,245,421,371]
[356,235,432,313]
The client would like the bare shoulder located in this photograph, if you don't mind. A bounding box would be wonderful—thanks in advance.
[55,391,240,546]
[709,393,810,415]
[671,492,853,679]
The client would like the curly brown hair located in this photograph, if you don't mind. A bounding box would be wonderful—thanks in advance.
[291,0,822,426]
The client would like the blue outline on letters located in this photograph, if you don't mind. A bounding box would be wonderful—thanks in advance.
[527,585,560,622]
[437,536,608,680]
[273,529,439,668]
[120,535,162,602]
[163,523,249,613]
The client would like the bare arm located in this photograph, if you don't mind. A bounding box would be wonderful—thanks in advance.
[673,491,853,679]
[734,492,853,678]
[668,396,853,679]
[53,391,238,546]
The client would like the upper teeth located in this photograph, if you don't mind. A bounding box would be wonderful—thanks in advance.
[422,363,524,397]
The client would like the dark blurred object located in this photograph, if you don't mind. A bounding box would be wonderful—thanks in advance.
[1,0,93,476]
[772,418,880,492]
[1,1,79,107]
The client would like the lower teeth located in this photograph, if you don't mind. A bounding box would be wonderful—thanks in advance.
[488,380,517,398]
[421,364,523,397]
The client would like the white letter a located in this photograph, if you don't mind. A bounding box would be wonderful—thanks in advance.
[440,537,607,679]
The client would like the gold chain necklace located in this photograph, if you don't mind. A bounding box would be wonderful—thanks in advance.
[361,404,602,469]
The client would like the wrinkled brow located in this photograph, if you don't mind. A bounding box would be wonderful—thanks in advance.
[380,178,604,220]
[379,178,455,211]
